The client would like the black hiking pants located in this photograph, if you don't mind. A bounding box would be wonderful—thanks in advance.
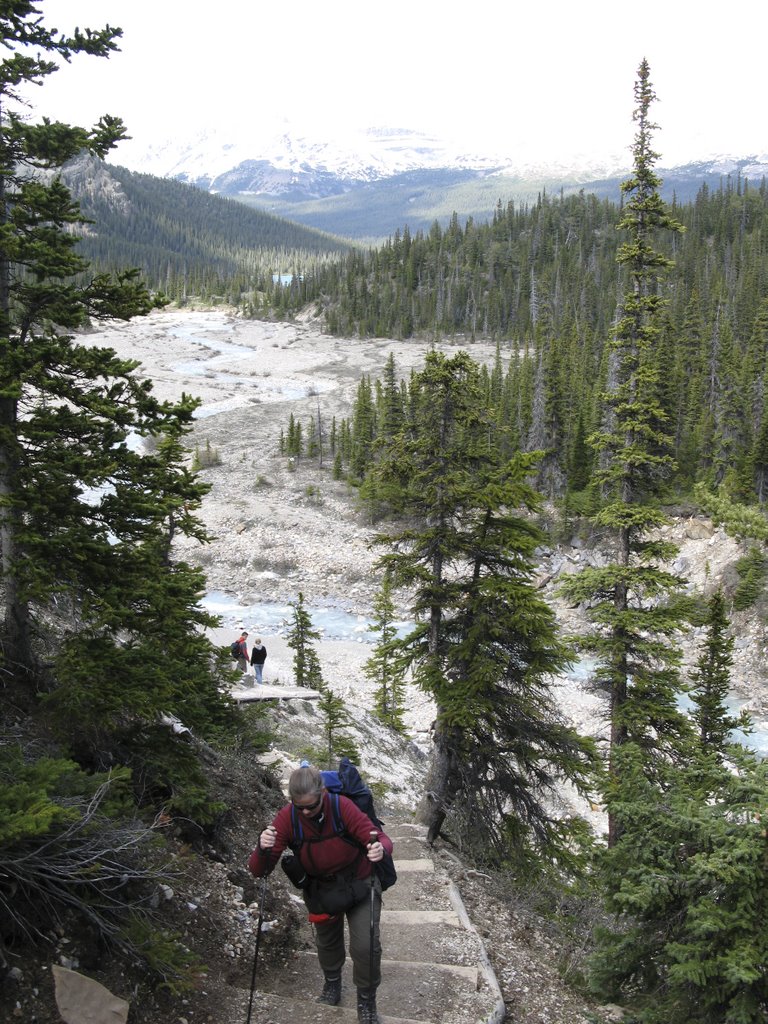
[312,875,382,990]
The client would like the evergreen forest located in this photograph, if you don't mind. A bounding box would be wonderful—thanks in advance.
[279,181,768,507]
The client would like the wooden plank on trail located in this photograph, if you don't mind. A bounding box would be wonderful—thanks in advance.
[230,683,321,702]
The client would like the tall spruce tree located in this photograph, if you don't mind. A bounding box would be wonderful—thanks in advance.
[316,682,360,767]
[689,588,748,755]
[350,375,375,480]
[375,350,594,865]
[363,571,407,733]
[378,352,405,441]
[0,4,153,672]
[590,742,768,1024]
[559,60,693,845]
[285,592,323,688]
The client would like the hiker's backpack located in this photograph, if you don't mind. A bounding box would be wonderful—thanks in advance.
[290,757,397,891]
[230,640,241,660]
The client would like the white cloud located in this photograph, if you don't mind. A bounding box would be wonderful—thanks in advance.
[22,0,768,167]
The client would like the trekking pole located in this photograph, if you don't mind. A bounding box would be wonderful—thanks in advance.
[369,830,377,995]
[245,872,268,1024]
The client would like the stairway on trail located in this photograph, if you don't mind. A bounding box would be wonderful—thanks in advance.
[240,820,505,1024]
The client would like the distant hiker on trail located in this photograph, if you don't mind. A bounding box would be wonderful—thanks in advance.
[250,638,267,684]
[234,631,249,674]
[248,764,392,1024]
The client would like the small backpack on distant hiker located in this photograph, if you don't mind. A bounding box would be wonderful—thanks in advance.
[286,757,397,892]
[230,640,241,659]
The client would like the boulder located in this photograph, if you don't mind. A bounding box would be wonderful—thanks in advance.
[52,966,129,1024]
[683,519,714,540]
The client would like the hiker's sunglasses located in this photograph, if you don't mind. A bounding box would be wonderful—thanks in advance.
[293,793,324,814]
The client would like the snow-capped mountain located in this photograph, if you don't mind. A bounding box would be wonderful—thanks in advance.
[115,117,634,199]
[111,117,768,242]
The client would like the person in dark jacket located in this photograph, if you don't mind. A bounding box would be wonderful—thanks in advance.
[250,638,267,684]
[249,765,393,1024]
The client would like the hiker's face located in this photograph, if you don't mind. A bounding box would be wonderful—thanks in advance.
[293,792,324,816]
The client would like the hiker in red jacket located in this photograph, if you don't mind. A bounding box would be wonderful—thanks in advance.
[234,630,249,674]
[249,764,393,1024]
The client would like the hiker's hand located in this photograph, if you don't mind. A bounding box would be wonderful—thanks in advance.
[259,825,277,851]
[367,839,384,863]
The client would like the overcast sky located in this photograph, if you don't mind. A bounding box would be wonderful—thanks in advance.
[26,0,767,168]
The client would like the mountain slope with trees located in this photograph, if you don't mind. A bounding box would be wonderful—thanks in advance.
[61,155,351,307]
[275,61,768,1021]
[0,0,268,999]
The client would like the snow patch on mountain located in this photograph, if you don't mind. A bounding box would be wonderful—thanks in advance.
[116,115,632,188]
[119,119,502,182]
[113,114,768,201]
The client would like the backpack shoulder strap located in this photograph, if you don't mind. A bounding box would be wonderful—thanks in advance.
[289,803,303,849]
[332,793,376,862]
[332,793,370,869]
[329,792,345,836]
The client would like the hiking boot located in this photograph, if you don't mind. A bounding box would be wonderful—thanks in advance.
[356,987,381,1024]
[317,973,342,1006]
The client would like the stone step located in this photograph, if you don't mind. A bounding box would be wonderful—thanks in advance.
[243,988,431,1024]
[388,836,432,861]
[380,910,462,928]
[276,888,479,970]
[379,924,485,969]
[295,949,479,987]
[387,826,429,842]
[389,823,429,837]
[393,859,434,873]
[382,869,451,911]
[260,949,485,1022]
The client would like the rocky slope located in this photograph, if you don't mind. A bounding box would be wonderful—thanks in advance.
[78,305,768,767]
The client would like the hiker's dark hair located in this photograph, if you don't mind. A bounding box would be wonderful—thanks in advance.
[289,765,323,801]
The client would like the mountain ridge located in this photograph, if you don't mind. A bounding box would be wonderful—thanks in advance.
[115,121,768,242]
[120,118,768,192]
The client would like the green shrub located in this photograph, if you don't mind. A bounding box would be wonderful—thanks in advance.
[0,749,168,957]
[0,750,135,847]
[218,702,275,755]
[122,728,226,833]
[733,546,768,610]
[191,439,221,470]
[120,916,206,994]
